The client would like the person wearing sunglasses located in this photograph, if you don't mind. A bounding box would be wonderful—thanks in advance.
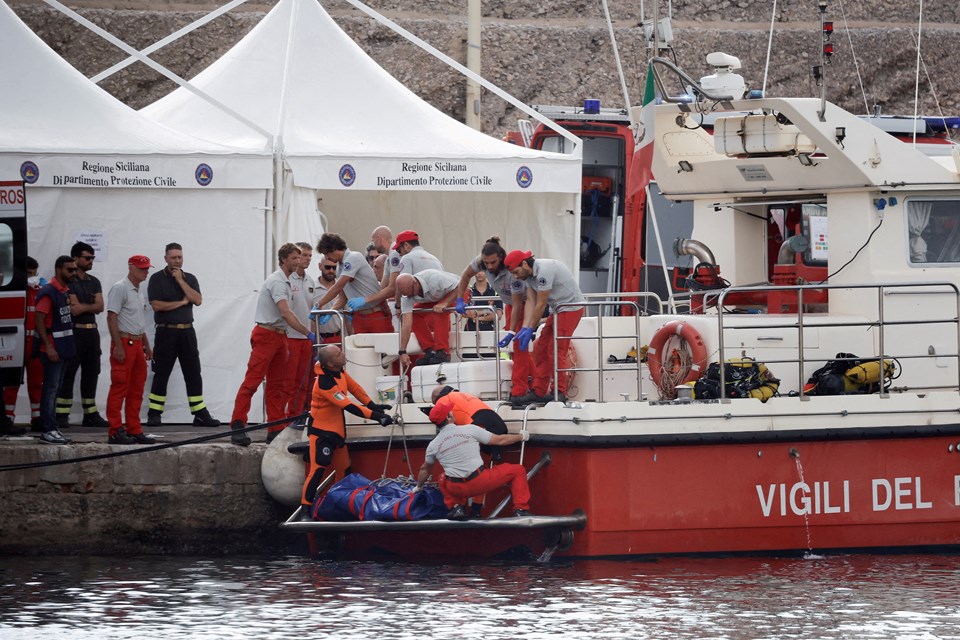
[314,258,343,343]
[56,241,109,430]
[34,255,79,445]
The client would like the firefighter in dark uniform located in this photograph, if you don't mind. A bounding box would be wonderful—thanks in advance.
[56,241,109,428]
[146,243,219,427]
[300,345,394,508]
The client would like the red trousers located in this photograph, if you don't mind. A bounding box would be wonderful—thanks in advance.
[231,326,292,432]
[284,338,314,416]
[352,310,393,334]
[5,337,42,420]
[504,305,532,396]
[107,338,147,435]
[532,308,584,396]
[439,463,531,510]
[413,303,451,352]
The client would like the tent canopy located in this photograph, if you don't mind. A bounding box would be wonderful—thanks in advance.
[0,0,272,422]
[141,0,582,268]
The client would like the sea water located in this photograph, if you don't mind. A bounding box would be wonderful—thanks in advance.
[2,554,959,639]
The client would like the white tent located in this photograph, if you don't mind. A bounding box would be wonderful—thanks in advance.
[141,0,583,271]
[0,0,274,424]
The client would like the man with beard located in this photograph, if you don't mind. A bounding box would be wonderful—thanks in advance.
[314,257,343,344]
[34,255,78,445]
[56,241,109,429]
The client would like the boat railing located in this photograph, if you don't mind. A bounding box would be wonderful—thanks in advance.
[714,281,960,400]
[550,294,665,403]
[309,307,349,349]
[451,296,503,362]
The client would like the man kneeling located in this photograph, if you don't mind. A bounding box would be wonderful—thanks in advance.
[414,399,532,520]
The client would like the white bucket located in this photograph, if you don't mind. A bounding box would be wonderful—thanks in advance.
[375,375,400,404]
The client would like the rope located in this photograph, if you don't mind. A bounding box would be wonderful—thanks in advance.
[837,0,870,115]
[0,412,308,473]
[380,360,415,480]
[655,335,694,400]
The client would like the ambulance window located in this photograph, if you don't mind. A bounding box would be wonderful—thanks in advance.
[907,199,960,264]
[538,135,574,154]
[0,223,11,286]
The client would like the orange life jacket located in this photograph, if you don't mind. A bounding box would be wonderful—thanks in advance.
[444,391,490,425]
[310,367,373,439]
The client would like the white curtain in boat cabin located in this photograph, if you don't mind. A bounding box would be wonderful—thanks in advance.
[908,200,932,262]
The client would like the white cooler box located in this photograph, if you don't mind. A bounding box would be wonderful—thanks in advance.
[410,359,513,403]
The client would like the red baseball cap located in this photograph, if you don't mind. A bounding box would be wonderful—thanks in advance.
[392,230,419,250]
[503,250,533,270]
[128,255,153,269]
[428,399,453,426]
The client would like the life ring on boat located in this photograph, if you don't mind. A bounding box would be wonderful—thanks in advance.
[647,321,709,387]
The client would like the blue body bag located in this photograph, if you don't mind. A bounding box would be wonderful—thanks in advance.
[312,473,448,522]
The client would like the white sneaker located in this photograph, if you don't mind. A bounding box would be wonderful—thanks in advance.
[40,429,70,445]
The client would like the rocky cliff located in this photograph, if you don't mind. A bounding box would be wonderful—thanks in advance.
[10,0,960,136]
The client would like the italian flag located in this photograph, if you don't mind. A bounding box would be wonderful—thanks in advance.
[627,63,657,202]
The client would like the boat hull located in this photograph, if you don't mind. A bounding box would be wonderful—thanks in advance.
[337,426,960,558]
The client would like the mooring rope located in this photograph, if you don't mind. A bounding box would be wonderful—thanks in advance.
[0,413,308,473]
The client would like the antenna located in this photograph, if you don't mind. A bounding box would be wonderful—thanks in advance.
[813,0,834,121]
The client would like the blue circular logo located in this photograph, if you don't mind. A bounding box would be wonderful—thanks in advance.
[343,261,352,272]
[516,166,533,189]
[339,164,356,187]
[537,277,547,287]
[195,163,213,186]
[390,256,400,267]
[511,280,524,291]
[20,161,39,184]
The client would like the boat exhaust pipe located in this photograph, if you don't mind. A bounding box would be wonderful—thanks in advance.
[777,235,810,265]
[674,238,716,265]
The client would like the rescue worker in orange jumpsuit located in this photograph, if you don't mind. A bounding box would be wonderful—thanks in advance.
[301,345,394,508]
[414,399,531,520]
[431,384,507,442]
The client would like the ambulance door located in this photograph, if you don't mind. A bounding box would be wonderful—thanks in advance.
[0,181,27,387]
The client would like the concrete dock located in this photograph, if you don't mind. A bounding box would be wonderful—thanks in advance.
[0,423,302,556]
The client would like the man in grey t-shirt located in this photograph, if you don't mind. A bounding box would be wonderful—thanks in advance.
[503,251,585,404]
[105,255,155,445]
[413,398,531,520]
[395,269,458,368]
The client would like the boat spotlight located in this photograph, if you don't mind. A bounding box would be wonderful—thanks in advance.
[678,160,694,173]
[835,126,846,146]
[797,153,817,167]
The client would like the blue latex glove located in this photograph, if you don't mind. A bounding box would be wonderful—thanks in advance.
[498,331,515,349]
[307,332,317,343]
[317,314,332,326]
[455,297,467,315]
[346,296,367,311]
[515,327,535,351]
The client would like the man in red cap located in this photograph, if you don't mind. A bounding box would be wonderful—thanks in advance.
[105,255,156,445]
[503,250,585,403]
[413,398,531,520]
[392,230,452,365]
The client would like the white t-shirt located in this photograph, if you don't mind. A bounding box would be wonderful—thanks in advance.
[424,423,492,478]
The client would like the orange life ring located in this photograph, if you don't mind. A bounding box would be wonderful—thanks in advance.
[647,321,708,386]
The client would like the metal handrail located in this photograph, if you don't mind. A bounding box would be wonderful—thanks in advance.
[309,308,349,349]
[553,300,644,403]
[583,291,666,316]
[714,281,960,401]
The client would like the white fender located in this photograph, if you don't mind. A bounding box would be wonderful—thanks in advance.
[260,422,307,506]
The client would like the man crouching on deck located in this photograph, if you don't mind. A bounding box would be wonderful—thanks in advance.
[300,345,394,509]
[413,399,532,521]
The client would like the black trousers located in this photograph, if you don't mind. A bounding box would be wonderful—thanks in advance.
[58,327,101,402]
[149,327,203,413]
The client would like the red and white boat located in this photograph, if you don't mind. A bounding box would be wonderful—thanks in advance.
[274,33,960,559]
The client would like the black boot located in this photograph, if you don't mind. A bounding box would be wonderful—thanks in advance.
[192,408,221,427]
[145,411,162,427]
[81,412,110,428]
[230,420,251,447]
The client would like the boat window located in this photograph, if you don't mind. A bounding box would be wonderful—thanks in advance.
[907,199,960,264]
